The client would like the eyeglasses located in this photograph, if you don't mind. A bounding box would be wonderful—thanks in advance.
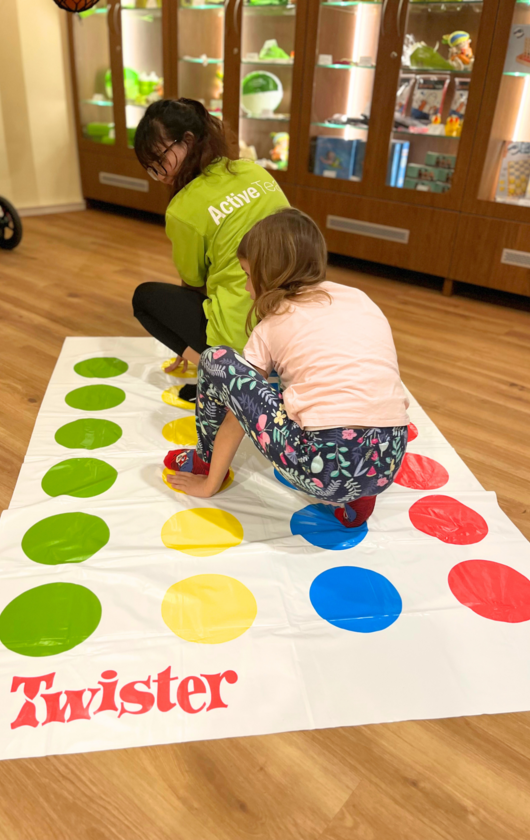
[146,140,179,181]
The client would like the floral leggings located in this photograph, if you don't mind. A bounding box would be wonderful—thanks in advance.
[196,346,408,505]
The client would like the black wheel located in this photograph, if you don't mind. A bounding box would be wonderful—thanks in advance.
[0,196,22,250]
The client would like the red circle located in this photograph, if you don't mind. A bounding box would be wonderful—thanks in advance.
[449,560,530,622]
[395,453,449,490]
[409,495,488,545]
[407,423,418,442]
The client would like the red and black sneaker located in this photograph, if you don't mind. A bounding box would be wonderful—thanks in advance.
[334,495,377,528]
[164,449,210,475]
[163,449,230,484]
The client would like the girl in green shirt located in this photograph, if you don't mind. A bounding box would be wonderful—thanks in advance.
[132,98,289,400]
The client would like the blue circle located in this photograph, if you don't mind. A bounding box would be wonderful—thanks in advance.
[310,566,402,633]
[274,468,301,491]
[291,504,368,550]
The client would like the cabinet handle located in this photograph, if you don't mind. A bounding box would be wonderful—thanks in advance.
[381,0,388,35]
[112,1,122,36]
[233,0,242,37]
[396,0,405,38]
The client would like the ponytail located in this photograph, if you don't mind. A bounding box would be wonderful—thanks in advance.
[134,98,236,195]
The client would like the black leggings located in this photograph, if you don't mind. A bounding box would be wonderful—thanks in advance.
[132,282,208,356]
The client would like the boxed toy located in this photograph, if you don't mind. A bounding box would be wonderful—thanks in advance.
[449,78,470,119]
[495,141,530,200]
[313,137,354,179]
[503,25,530,73]
[425,152,456,168]
[351,140,367,181]
[406,163,436,181]
[410,75,450,122]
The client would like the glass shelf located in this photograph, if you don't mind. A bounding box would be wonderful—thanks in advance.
[241,113,291,121]
[180,56,224,64]
[122,6,162,15]
[393,128,460,139]
[179,3,224,7]
[83,98,114,107]
[504,70,530,77]
[243,3,296,10]
[408,1,482,5]
[317,62,376,69]
[321,1,382,6]
[241,58,294,64]
[313,121,369,130]
[401,66,473,75]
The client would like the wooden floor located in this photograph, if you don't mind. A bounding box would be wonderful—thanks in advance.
[1,207,530,840]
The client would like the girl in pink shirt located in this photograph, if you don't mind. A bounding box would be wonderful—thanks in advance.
[166,208,409,527]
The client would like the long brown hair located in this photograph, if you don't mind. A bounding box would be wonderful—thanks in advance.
[237,208,329,334]
[134,98,236,195]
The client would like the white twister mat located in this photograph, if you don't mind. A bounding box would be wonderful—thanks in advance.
[1,336,530,762]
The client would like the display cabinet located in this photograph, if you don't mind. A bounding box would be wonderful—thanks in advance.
[67,0,530,296]
[446,0,530,296]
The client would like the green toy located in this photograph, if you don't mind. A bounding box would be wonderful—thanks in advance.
[105,68,140,101]
[410,44,454,71]
[259,40,290,61]
[241,71,283,117]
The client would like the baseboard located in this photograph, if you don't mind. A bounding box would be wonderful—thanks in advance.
[17,201,86,218]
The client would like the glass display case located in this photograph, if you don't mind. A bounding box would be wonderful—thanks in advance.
[121,0,164,147]
[478,0,530,206]
[386,0,483,194]
[239,1,298,171]
[72,0,116,145]
[307,0,383,183]
[177,0,224,118]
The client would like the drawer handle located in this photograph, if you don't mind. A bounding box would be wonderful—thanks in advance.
[501,248,530,269]
[327,215,410,244]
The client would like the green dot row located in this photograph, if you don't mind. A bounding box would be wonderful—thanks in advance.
[0,359,129,658]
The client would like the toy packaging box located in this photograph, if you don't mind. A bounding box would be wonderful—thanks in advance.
[496,142,530,201]
[410,76,450,122]
[425,152,456,169]
[313,137,354,179]
[503,25,530,73]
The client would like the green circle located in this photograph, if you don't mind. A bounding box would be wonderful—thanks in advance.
[21,512,110,565]
[65,384,125,411]
[74,356,128,378]
[0,583,102,657]
[54,418,123,450]
[41,458,118,498]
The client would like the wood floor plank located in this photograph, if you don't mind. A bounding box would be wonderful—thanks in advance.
[0,208,529,839]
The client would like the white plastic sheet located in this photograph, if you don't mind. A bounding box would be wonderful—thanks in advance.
[0,336,529,762]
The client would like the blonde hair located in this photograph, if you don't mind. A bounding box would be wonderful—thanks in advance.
[237,208,329,335]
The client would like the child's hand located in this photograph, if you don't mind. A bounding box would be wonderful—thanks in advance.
[166,472,217,498]
[164,356,188,375]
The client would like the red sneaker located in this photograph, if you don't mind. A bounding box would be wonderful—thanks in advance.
[163,449,210,475]
[334,495,376,528]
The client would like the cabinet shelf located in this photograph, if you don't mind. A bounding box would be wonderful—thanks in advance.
[243,2,296,9]
[407,1,482,5]
[241,113,291,121]
[312,121,369,130]
[180,56,224,64]
[504,70,530,77]
[317,62,376,69]
[83,99,114,107]
[393,128,460,139]
[242,58,294,64]
[122,6,162,14]
[178,3,224,7]
[401,65,473,74]
[320,1,382,6]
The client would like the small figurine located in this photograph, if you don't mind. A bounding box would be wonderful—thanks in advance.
[270,132,289,169]
[443,31,474,71]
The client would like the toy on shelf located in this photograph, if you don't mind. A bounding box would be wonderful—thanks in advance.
[248,0,288,5]
[239,139,258,161]
[409,42,454,72]
[241,71,283,117]
[105,68,140,102]
[259,40,290,62]
[270,132,289,169]
[442,31,474,71]
[496,142,530,202]
[410,76,450,124]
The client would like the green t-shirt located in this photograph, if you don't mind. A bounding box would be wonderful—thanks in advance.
[165,158,290,353]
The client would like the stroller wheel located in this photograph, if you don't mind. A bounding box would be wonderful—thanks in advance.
[0,196,23,250]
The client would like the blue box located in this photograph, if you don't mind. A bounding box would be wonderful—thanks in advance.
[352,140,366,180]
[313,137,355,180]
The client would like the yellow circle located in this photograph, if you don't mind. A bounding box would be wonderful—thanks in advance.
[162,416,197,446]
[163,467,234,495]
[162,359,197,379]
[161,574,257,644]
[161,386,196,411]
[161,508,244,557]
